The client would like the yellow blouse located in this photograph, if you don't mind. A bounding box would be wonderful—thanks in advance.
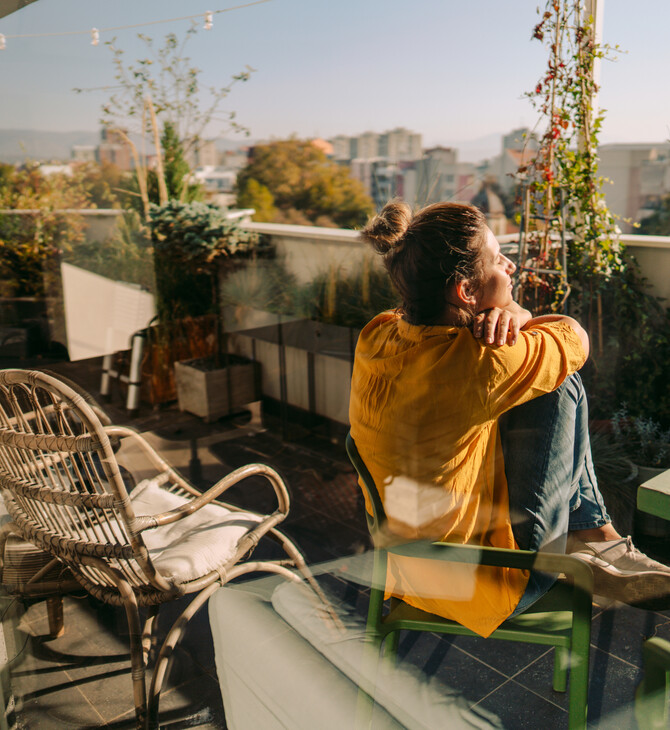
[349,311,587,637]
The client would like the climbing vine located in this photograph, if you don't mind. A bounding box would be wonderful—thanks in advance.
[517,1,670,424]
[518,0,624,340]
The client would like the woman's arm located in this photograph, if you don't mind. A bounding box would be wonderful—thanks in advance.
[473,304,589,358]
[522,314,590,359]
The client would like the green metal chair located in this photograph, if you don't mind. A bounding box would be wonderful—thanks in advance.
[346,433,594,730]
[636,637,670,729]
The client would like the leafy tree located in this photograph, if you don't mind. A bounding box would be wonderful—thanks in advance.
[0,166,87,297]
[638,197,670,236]
[235,139,374,228]
[236,178,276,222]
[71,161,127,209]
[96,28,253,161]
[160,122,201,202]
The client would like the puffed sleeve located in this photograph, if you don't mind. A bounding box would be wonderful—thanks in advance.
[485,321,587,420]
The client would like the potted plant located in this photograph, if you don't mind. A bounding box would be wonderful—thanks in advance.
[610,405,670,541]
[611,406,670,477]
[147,199,268,416]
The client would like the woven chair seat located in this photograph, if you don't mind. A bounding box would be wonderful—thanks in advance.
[129,478,263,584]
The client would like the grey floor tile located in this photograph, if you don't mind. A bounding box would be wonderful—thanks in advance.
[105,673,225,730]
[590,603,670,667]
[11,651,106,729]
[396,631,511,706]
[474,677,568,729]
[512,645,641,726]
[437,631,554,678]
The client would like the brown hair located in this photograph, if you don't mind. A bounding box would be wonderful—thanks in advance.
[360,200,487,325]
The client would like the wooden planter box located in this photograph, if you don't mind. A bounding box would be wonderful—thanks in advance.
[174,355,261,422]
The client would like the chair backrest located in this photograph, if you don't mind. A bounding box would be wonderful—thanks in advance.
[0,369,164,596]
[345,433,389,542]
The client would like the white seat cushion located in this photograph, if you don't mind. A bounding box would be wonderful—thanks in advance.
[130,478,263,583]
[271,579,502,730]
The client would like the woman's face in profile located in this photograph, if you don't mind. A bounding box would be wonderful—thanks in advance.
[475,228,516,312]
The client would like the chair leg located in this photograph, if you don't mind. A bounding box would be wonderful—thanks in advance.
[147,584,220,730]
[635,638,670,730]
[566,585,592,730]
[384,630,400,662]
[88,560,147,730]
[119,587,148,730]
[45,597,64,639]
[142,606,159,666]
[553,646,568,692]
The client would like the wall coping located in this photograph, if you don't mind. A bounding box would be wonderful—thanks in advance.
[244,221,361,244]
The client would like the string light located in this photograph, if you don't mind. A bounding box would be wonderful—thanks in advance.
[0,0,272,45]
[91,28,100,46]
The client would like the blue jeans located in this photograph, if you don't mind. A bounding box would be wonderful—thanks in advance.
[499,372,610,616]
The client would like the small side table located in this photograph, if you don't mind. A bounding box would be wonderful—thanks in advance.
[637,469,670,521]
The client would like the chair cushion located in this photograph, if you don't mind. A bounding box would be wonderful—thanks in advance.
[271,579,503,729]
[130,478,263,584]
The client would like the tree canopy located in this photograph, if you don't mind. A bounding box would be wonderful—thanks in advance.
[235,139,374,228]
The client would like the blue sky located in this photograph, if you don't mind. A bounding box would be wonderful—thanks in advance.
[1,0,668,157]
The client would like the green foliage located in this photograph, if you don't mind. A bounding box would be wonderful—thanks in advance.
[235,139,374,228]
[161,122,202,202]
[221,256,400,329]
[303,262,400,328]
[64,210,155,291]
[611,404,670,468]
[522,0,625,307]
[220,258,298,314]
[148,200,264,323]
[0,165,88,297]
[71,161,126,209]
[520,1,670,423]
[236,178,276,222]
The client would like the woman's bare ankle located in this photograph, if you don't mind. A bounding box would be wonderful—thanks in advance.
[570,524,621,543]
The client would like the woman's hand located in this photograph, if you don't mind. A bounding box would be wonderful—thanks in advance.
[473,302,532,347]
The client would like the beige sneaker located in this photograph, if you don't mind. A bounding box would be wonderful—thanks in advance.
[567,535,670,610]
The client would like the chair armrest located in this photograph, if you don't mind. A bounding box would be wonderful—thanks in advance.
[139,463,291,529]
[388,541,593,595]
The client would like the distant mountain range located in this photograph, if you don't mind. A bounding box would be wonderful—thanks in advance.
[0,130,100,163]
[0,129,256,164]
[0,127,502,165]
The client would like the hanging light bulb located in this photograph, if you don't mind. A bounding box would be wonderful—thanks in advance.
[91,28,99,46]
[204,11,213,30]
[0,35,6,51]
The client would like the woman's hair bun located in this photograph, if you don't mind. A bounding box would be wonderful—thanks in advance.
[360,200,412,254]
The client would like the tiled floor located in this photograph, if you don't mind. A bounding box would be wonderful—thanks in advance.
[1,359,669,728]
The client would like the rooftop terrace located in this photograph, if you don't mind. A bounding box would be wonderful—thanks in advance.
[0,355,669,729]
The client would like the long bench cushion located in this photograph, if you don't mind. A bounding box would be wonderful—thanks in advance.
[209,581,405,730]
[271,579,502,730]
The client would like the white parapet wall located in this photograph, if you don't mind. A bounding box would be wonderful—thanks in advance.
[621,234,670,304]
[245,222,377,284]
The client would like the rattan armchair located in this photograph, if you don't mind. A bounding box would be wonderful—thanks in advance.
[0,369,319,729]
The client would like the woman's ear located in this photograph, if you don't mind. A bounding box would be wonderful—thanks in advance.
[454,278,477,308]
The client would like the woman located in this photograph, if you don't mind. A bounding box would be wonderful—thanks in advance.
[349,200,670,637]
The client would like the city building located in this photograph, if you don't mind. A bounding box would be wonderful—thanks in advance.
[96,128,133,171]
[598,142,670,231]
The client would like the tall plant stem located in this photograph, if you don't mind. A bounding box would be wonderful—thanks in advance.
[146,96,169,205]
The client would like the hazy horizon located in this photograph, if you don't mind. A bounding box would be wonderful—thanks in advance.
[1,1,669,153]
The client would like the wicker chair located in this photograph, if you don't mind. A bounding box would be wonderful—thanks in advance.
[0,368,319,729]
